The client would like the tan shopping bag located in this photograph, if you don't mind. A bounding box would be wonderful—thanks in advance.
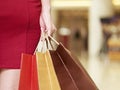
[36,50,61,90]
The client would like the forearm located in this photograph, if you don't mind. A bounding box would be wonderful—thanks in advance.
[40,0,56,35]
[41,0,51,12]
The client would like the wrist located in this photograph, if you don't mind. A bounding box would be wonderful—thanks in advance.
[41,0,51,12]
[42,6,51,13]
[41,10,51,17]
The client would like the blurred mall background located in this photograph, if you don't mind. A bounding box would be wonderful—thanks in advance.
[50,0,120,90]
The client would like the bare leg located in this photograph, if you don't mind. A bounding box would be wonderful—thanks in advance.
[0,69,20,90]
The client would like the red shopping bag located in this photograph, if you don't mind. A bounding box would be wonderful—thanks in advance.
[19,54,39,90]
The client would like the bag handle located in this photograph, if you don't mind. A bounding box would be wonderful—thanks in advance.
[35,30,48,53]
[48,36,59,45]
[45,35,60,51]
[35,31,59,53]
[45,36,53,50]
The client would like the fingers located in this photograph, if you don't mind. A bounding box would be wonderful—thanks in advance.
[46,23,57,36]
[51,23,57,35]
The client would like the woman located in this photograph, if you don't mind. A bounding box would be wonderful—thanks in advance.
[0,0,56,89]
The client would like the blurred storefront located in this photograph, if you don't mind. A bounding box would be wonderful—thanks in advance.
[51,0,120,90]
[51,0,120,56]
[51,0,89,55]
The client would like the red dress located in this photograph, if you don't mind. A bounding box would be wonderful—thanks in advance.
[0,0,42,68]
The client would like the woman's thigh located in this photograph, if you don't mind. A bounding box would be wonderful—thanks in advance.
[0,69,20,90]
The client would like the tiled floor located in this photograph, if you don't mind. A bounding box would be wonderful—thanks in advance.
[77,53,120,90]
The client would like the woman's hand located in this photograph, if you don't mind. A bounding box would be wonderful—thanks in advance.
[40,12,56,36]
[40,0,56,36]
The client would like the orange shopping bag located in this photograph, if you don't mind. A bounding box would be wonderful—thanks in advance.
[19,54,39,90]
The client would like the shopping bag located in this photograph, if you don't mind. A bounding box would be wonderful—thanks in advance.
[50,51,79,90]
[36,50,61,90]
[49,36,98,90]
[19,54,39,90]
[57,43,98,90]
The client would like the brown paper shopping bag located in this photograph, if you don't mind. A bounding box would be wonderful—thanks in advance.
[49,36,98,90]
[56,43,98,90]
[50,51,79,90]
[36,50,61,90]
